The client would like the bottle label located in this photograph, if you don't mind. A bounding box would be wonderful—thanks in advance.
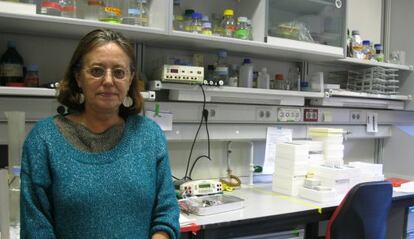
[62,6,76,13]
[88,0,104,6]
[41,1,62,11]
[104,6,121,17]
[224,25,236,36]
[128,8,140,16]
[1,64,23,77]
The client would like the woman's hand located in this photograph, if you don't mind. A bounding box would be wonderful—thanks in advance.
[151,231,169,239]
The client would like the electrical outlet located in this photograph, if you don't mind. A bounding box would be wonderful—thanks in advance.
[350,111,363,123]
[304,108,319,122]
[256,108,276,121]
[277,108,301,122]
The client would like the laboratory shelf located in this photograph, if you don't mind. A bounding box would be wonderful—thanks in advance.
[326,89,412,101]
[337,57,413,71]
[0,87,156,100]
[169,30,344,62]
[0,6,167,42]
[158,82,324,106]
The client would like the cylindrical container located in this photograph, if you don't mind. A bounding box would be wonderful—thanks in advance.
[61,0,77,18]
[24,64,40,87]
[238,58,253,88]
[234,16,249,40]
[351,30,363,59]
[40,0,62,16]
[173,15,184,31]
[83,0,104,21]
[374,44,384,62]
[122,0,139,25]
[100,0,122,23]
[183,9,194,32]
[190,12,203,34]
[201,22,212,36]
[221,9,236,37]
[257,67,269,89]
[0,41,24,87]
[136,0,149,26]
[9,166,21,232]
[274,74,285,90]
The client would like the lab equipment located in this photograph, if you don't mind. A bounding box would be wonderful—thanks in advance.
[179,179,223,196]
[238,58,253,88]
[155,64,204,84]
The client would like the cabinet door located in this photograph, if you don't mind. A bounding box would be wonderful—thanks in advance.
[267,0,346,48]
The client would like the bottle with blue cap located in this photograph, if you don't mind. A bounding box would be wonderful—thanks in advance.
[24,64,40,87]
[239,58,254,88]
[0,41,24,87]
[191,12,203,34]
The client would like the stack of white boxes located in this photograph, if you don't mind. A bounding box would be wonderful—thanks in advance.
[294,140,324,166]
[308,128,345,168]
[272,142,309,196]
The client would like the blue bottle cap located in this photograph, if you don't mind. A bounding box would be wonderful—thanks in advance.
[374,44,383,50]
[362,40,370,45]
[192,12,202,19]
[27,64,39,72]
[243,58,252,64]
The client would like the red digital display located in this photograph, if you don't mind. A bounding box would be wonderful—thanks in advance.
[170,69,179,73]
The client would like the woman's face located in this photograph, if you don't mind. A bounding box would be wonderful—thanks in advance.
[76,42,133,116]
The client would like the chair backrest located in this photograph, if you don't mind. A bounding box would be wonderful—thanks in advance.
[325,181,393,239]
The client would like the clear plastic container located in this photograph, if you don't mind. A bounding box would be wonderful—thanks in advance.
[239,58,254,88]
[257,67,270,89]
[234,16,249,40]
[122,0,140,25]
[214,50,228,86]
[173,15,185,31]
[274,73,285,90]
[191,12,203,34]
[61,0,77,18]
[287,67,300,91]
[24,64,40,87]
[40,0,62,16]
[351,30,363,59]
[201,22,212,36]
[83,0,104,21]
[362,40,372,60]
[9,166,21,231]
[183,9,194,32]
[211,13,223,36]
[136,0,149,26]
[221,9,236,38]
[374,44,384,62]
[228,64,238,87]
[100,0,122,23]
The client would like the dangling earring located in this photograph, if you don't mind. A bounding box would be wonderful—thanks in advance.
[78,93,85,104]
[122,96,133,107]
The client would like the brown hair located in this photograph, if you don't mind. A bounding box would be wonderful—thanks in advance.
[57,28,143,118]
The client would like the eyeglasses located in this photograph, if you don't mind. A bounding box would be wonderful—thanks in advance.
[83,66,131,81]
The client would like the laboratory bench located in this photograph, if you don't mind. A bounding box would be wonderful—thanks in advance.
[179,184,414,239]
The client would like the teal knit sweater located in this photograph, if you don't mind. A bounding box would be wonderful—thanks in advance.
[20,115,180,239]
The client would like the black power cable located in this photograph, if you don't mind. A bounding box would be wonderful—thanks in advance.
[182,84,212,181]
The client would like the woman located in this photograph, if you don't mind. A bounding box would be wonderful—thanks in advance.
[20,29,179,239]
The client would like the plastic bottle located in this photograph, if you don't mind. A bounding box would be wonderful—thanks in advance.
[211,13,223,36]
[40,0,62,16]
[287,67,300,91]
[238,58,253,88]
[122,0,140,25]
[228,64,238,87]
[190,12,203,34]
[351,30,363,59]
[214,50,228,86]
[0,41,24,87]
[136,0,149,26]
[173,15,184,31]
[201,22,212,36]
[362,40,372,60]
[60,0,77,18]
[257,67,270,89]
[24,64,40,87]
[374,44,385,62]
[100,0,121,23]
[234,16,249,40]
[274,73,285,90]
[221,9,236,38]
[183,9,194,32]
[84,0,104,21]
[9,166,21,231]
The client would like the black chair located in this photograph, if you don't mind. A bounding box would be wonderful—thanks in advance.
[325,181,393,239]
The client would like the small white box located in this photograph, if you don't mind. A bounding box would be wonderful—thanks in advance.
[299,186,338,203]
[293,140,324,153]
[272,174,305,196]
[276,142,309,159]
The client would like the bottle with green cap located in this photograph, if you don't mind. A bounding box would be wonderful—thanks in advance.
[234,16,249,40]
[221,9,236,37]
[183,9,195,32]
